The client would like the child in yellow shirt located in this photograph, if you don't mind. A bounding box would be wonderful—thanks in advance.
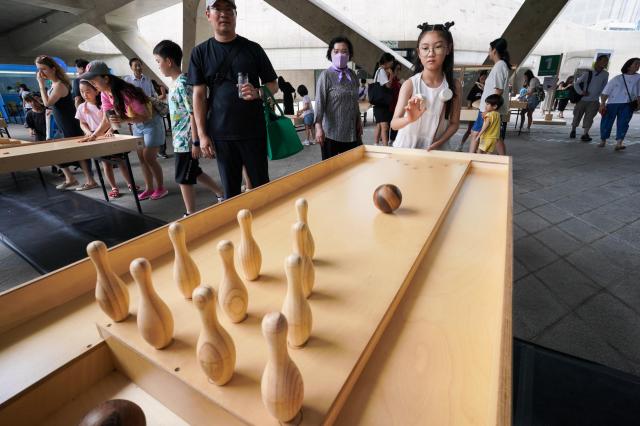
[473,94,504,154]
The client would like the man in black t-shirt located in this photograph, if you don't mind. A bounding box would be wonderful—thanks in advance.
[72,59,89,108]
[188,0,278,199]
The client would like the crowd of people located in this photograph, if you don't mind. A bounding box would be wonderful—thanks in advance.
[17,0,640,217]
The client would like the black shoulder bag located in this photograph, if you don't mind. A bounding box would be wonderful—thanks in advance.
[367,68,392,107]
[569,70,592,104]
[622,75,639,112]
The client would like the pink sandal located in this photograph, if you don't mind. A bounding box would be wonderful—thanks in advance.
[108,187,121,199]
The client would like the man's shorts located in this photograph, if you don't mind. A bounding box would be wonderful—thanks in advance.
[471,110,484,132]
[175,152,202,185]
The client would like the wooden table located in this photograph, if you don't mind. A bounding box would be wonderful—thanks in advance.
[0,135,145,214]
[460,107,480,123]
[0,146,512,425]
[286,114,306,133]
[0,118,10,138]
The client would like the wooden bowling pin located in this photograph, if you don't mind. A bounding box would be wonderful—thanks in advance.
[261,312,304,423]
[192,286,236,385]
[130,258,174,349]
[237,209,262,281]
[168,222,201,300]
[86,241,129,322]
[217,240,248,323]
[282,254,312,347]
[295,198,315,259]
[292,222,315,298]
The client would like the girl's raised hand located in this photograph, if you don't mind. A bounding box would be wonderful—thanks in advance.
[405,96,426,123]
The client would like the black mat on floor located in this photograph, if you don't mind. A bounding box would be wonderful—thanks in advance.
[0,172,165,274]
[513,338,640,425]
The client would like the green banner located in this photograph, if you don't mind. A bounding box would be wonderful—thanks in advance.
[538,55,561,76]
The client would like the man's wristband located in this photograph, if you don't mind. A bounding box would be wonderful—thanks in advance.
[193,140,200,147]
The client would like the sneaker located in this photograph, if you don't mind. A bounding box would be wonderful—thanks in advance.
[569,129,576,138]
[56,180,79,190]
[127,184,141,193]
[309,139,317,145]
[150,188,169,200]
[157,153,169,159]
[302,140,310,146]
[217,196,224,203]
[183,212,191,218]
[138,189,154,201]
[580,135,592,142]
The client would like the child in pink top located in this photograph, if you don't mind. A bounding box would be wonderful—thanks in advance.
[76,80,137,198]
[80,60,167,201]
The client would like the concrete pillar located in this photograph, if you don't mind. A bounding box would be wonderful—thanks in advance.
[490,0,570,67]
[263,0,412,78]
[182,0,200,70]
[91,18,169,85]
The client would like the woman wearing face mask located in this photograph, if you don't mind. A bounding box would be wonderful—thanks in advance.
[314,36,362,160]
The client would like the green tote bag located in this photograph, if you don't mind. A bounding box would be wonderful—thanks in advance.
[262,86,303,160]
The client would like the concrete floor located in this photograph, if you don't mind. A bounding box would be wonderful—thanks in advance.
[2,109,640,378]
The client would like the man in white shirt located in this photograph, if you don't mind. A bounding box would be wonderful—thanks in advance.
[124,58,156,97]
[125,57,168,158]
[570,55,609,142]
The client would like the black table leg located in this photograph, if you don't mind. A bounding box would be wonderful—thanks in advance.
[36,168,46,189]
[94,159,109,202]
[125,153,142,214]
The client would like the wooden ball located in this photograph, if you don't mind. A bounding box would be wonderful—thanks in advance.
[373,184,402,214]
[79,399,146,426]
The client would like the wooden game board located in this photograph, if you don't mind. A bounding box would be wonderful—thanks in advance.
[0,146,512,425]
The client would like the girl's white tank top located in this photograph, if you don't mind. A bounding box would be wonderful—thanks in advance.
[393,73,450,150]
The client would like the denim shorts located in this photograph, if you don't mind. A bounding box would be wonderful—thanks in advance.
[527,97,541,111]
[303,113,315,126]
[471,111,484,132]
[132,114,165,148]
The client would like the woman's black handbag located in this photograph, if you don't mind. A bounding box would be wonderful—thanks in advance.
[622,75,639,112]
[367,69,392,107]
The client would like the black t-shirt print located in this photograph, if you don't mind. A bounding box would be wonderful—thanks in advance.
[187,36,278,141]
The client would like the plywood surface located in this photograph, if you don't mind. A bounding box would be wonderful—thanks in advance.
[509,100,528,109]
[531,118,567,126]
[98,153,470,424]
[336,163,512,425]
[0,135,142,173]
[46,371,189,426]
[0,148,368,402]
[0,293,101,403]
[460,108,479,122]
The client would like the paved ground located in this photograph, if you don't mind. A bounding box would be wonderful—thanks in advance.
[2,108,640,377]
